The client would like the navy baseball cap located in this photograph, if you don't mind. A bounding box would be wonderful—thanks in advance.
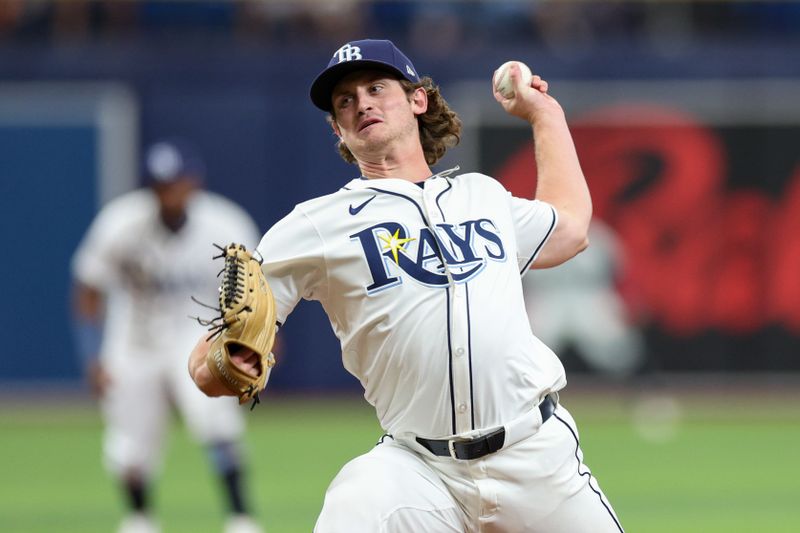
[310,39,420,112]
[144,138,205,184]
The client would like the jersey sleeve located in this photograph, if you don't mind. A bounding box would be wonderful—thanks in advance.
[204,192,262,249]
[71,203,126,290]
[507,194,559,273]
[241,218,261,250]
[257,206,326,326]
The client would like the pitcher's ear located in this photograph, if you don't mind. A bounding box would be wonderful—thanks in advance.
[411,87,428,116]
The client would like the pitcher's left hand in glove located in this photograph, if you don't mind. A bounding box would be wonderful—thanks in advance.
[192,243,277,406]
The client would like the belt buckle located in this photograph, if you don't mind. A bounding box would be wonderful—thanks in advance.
[549,391,559,406]
[447,439,459,460]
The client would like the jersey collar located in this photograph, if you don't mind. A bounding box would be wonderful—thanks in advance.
[345,166,460,191]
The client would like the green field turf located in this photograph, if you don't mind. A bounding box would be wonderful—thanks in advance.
[1,389,799,532]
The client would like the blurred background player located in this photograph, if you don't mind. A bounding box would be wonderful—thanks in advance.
[523,219,645,378]
[71,139,264,533]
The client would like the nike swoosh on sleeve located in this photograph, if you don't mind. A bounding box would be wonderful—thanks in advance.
[349,195,377,215]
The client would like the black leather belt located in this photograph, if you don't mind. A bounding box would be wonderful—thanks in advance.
[416,394,557,460]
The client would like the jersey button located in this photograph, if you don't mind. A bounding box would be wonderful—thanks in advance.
[457,402,468,413]
[455,347,465,356]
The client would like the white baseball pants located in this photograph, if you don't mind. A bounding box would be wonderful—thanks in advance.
[314,404,622,533]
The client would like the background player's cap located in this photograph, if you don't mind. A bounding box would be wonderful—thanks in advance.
[309,39,420,112]
[144,138,206,184]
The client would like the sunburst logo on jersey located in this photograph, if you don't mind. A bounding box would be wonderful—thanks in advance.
[378,229,416,265]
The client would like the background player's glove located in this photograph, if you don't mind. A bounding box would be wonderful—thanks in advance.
[202,243,277,406]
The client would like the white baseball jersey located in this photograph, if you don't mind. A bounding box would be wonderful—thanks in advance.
[258,169,563,439]
[72,188,260,474]
[72,188,261,360]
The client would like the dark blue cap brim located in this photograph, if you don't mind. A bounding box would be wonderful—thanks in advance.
[310,60,412,112]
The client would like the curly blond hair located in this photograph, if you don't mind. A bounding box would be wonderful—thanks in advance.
[328,76,462,166]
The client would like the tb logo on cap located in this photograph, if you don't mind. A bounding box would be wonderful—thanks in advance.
[334,43,362,63]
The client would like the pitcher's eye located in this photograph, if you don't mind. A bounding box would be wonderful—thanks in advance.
[336,95,353,109]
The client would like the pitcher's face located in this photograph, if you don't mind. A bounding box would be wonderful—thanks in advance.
[330,71,426,159]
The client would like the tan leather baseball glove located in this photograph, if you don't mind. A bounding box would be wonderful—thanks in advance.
[202,243,277,406]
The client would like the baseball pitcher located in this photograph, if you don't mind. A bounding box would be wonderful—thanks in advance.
[189,40,624,532]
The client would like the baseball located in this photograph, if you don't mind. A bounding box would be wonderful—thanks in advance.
[493,61,533,99]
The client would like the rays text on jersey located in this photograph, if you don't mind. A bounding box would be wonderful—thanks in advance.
[350,219,506,293]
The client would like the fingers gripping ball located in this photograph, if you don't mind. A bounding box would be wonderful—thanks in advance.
[204,243,277,406]
[493,60,533,99]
